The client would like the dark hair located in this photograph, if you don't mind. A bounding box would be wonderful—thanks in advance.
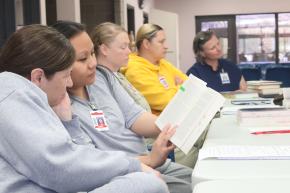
[51,20,86,39]
[0,24,75,79]
[193,30,215,62]
[135,23,163,50]
[90,22,127,56]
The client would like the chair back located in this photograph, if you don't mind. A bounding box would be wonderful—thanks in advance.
[265,67,290,87]
[240,67,261,81]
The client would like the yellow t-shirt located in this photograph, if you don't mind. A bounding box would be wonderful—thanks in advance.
[121,54,188,115]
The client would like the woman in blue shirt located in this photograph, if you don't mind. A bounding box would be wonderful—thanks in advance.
[187,30,247,92]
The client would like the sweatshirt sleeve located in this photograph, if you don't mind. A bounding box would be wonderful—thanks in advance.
[0,88,141,193]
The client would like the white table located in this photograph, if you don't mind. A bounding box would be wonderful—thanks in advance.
[192,160,290,187]
[192,115,290,187]
[204,115,290,146]
[193,179,290,193]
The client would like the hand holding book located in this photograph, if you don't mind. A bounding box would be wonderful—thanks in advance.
[155,75,225,154]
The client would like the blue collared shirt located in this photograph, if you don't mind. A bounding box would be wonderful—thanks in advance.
[186,59,242,92]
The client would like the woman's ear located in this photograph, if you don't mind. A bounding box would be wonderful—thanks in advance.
[30,68,45,87]
[99,44,109,56]
[140,39,150,50]
[200,51,205,58]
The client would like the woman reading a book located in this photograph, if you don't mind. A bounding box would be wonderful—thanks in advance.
[53,21,193,193]
[187,30,247,92]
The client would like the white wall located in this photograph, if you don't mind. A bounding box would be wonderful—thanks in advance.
[155,0,290,72]
[150,9,180,68]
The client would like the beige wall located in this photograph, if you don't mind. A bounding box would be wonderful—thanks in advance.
[43,0,153,35]
[155,0,290,72]
[57,0,81,22]
[15,0,46,26]
[124,0,154,35]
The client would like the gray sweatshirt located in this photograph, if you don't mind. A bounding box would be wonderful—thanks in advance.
[0,72,141,193]
[70,70,148,156]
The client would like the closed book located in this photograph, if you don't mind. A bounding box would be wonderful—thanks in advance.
[221,91,259,99]
[237,108,290,130]
[248,84,281,90]
[238,107,289,117]
[247,80,282,90]
[248,88,282,95]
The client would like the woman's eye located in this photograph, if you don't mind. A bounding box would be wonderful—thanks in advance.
[78,58,87,62]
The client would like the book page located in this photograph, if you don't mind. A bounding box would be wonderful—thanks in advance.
[178,87,225,153]
[155,75,225,154]
[199,145,290,160]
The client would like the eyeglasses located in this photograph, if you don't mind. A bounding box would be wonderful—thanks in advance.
[144,30,158,40]
[196,29,214,47]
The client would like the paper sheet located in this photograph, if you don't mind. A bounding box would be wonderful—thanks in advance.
[199,145,290,160]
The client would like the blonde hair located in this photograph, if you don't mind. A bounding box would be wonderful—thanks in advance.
[135,23,163,50]
[90,22,127,56]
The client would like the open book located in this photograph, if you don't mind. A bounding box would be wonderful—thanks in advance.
[155,75,225,154]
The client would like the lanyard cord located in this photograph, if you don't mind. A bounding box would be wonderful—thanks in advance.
[88,102,98,111]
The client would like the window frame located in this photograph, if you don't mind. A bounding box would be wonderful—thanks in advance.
[196,12,290,65]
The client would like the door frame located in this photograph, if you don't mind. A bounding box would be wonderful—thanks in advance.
[196,15,237,64]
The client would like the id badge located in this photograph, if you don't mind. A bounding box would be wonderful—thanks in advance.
[220,72,230,84]
[159,75,169,89]
[90,110,109,131]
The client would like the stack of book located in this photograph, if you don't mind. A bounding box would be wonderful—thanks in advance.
[221,90,259,99]
[247,80,282,98]
[237,107,290,132]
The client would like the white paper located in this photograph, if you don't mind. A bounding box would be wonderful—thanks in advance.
[155,75,225,154]
[221,98,277,116]
[199,145,290,160]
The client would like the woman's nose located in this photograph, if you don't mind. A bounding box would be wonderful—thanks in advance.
[89,54,97,68]
[67,76,73,87]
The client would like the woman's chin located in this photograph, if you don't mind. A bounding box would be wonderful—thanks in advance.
[88,77,96,85]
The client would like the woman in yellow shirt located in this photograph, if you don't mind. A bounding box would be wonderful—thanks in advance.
[121,24,187,116]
